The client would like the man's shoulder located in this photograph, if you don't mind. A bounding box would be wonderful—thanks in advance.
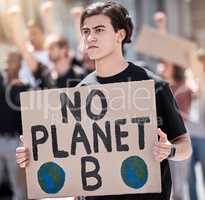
[77,62,167,87]
[130,62,167,86]
[77,71,98,87]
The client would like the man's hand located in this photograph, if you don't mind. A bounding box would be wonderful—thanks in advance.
[16,136,30,168]
[153,128,172,162]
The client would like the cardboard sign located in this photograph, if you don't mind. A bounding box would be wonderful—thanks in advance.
[135,25,205,91]
[135,25,196,68]
[20,80,161,199]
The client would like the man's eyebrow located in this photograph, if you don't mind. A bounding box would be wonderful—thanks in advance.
[93,25,106,29]
[81,27,89,31]
[81,25,106,30]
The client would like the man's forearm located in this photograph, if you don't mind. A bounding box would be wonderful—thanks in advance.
[8,6,38,73]
[169,133,192,161]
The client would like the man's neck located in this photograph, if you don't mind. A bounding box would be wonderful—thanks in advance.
[95,50,128,77]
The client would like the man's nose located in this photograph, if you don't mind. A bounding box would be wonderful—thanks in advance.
[87,33,97,42]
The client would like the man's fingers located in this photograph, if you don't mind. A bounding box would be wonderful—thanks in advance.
[157,128,167,143]
[16,150,29,162]
[16,152,29,160]
[16,157,27,164]
[153,147,170,155]
[155,143,171,149]
[19,159,29,168]
[154,155,166,162]
[153,141,172,162]
[16,146,29,168]
[154,153,168,161]
[20,135,24,144]
[153,150,169,159]
[16,146,26,152]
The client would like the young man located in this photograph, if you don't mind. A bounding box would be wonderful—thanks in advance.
[16,1,192,200]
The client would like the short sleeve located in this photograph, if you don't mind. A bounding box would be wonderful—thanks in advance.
[155,81,187,141]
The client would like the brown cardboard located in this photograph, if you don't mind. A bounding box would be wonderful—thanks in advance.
[20,80,161,199]
[135,25,196,68]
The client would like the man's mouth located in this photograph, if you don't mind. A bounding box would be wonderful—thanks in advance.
[88,46,98,49]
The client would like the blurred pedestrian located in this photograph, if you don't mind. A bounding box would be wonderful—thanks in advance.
[186,48,205,200]
[158,60,193,200]
[19,20,52,87]
[0,51,29,200]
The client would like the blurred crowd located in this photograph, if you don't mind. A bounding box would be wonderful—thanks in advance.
[0,1,205,200]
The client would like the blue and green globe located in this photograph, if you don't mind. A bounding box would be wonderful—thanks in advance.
[121,156,148,189]
[38,162,65,194]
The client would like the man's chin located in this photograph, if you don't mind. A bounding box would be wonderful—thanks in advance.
[87,54,102,61]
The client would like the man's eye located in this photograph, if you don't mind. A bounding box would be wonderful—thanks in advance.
[82,30,89,35]
[96,29,104,33]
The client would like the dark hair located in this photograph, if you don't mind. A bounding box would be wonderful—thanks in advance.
[45,35,69,49]
[55,37,69,49]
[173,64,185,82]
[80,1,133,46]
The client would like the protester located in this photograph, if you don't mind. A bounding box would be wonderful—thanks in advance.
[13,29,84,89]
[16,1,192,200]
[153,11,167,34]
[186,48,205,200]
[158,60,193,200]
[0,51,29,200]
[19,20,52,87]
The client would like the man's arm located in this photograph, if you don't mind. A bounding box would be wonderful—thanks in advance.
[153,128,192,162]
[7,6,38,73]
[40,1,54,35]
[169,133,192,161]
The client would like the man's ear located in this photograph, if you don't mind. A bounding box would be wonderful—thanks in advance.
[117,29,126,43]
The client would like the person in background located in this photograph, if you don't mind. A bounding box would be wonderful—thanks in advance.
[0,51,29,200]
[9,8,85,89]
[17,33,84,89]
[153,11,167,34]
[186,48,205,200]
[45,34,85,88]
[158,60,193,200]
[19,20,52,87]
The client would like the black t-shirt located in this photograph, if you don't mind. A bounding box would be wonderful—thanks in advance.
[0,79,30,135]
[78,62,186,200]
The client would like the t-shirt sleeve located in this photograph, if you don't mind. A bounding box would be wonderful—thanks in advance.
[155,81,187,141]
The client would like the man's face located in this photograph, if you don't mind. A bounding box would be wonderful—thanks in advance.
[81,14,119,60]
[28,26,44,50]
[48,43,63,63]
